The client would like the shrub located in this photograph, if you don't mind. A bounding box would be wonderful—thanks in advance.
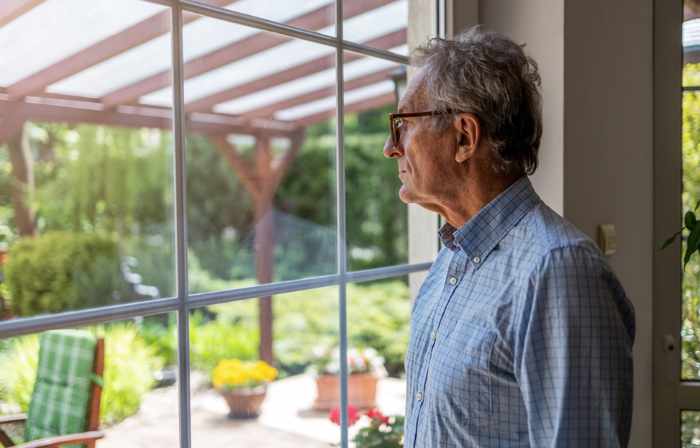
[348,281,410,377]
[0,335,39,411]
[0,323,162,426]
[4,232,131,317]
[189,314,259,374]
[100,323,162,425]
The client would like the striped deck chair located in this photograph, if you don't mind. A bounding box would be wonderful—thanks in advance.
[0,330,105,448]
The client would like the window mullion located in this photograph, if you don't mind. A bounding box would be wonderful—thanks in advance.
[171,5,192,448]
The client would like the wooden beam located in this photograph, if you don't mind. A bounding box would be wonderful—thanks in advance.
[6,0,234,99]
[210,135,262,200]
[0,98,297,137]
[293,91,396,126]
[243,67,397,118]
[0,0,45,28]
[186,29,406,112]
[101,0,395,108]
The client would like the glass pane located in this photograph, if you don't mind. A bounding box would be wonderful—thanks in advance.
[0,313,179,447]
[346,277,410,443]
[343,0,408,56]
[682,411,700,447]
[196,0,335,36]
[183,15,337,294]
[0,1,175,322]
[343,52,408,270]
[189,288,340,447]
[682,74,700,379]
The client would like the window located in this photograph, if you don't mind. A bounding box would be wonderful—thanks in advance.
[0,1,439,446]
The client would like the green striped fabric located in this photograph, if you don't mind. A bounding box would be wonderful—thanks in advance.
[25,330,97,448]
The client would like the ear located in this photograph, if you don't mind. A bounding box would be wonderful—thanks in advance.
[453,113,480,164]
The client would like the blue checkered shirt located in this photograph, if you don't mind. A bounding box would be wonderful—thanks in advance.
[404,176,635,447]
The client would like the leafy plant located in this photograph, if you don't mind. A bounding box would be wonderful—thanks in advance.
[189,314,259,374]
[662,201,700,269]
[99,323,163,425]
[329,405,404,448]
[3,231,131,317]
[0,323,162,426]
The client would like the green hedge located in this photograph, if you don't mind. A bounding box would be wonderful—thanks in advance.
[4,232,130,317]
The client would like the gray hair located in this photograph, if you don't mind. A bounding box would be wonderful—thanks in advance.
[412,26,542,175]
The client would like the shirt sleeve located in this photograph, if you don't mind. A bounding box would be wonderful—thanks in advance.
[514,245,635,447]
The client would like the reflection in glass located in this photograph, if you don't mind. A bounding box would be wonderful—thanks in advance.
[0,1,175,321]
[0,313,178,447]
[189,289,340,447]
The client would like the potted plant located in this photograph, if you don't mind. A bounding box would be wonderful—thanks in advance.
[329,405,405,447]
[310,346,386,411]
[211,359,277,419]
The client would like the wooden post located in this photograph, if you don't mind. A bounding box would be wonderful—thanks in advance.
[6,122,36,237]
[210,131,305,365]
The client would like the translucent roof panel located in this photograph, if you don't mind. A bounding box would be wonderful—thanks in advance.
[142,38,330,107]
[343,0,407,51]
[198,0,336,36]
[0,0,163,87]
[1,0,408,131]
[141,2,406,108]
[214,45,405,116]
[46,0,332,98]
[276,80,395,121]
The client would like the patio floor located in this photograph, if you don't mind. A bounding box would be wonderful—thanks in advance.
[98,372,406,447]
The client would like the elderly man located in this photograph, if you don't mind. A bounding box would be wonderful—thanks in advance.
[384,27,635,447]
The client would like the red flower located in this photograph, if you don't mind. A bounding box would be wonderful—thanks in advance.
[329,405,359,426]
[365,407,390,425]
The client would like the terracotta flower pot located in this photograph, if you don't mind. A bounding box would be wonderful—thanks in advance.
[219,385,267,419]
[313,373,378,411]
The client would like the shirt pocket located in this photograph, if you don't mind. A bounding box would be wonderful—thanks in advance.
[431,323,497,419]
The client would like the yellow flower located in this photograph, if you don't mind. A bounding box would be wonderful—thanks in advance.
[212,359,277,389]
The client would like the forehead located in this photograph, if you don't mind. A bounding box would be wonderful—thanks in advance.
[397,68,429,113]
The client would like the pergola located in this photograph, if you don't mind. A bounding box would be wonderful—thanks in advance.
[0,0,408,363]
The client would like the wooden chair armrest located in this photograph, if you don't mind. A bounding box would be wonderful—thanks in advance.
[12,430,104,448]
[0,414,27,425]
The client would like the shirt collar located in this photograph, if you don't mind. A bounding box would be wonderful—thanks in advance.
[439,176,541,261]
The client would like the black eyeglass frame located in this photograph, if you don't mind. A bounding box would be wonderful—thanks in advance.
[388,109,462,148]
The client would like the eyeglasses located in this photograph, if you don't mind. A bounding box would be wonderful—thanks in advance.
[388,110,460,148]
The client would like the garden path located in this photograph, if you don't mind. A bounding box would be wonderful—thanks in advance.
[99,372,405,447]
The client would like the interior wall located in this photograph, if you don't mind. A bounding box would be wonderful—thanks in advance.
[479,0,564,214]
[562,2,654,446]
[475,1,654,447]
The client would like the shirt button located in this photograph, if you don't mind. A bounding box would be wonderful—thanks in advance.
[472,256,481,264]
[416,391,423,401]
[448,276,457,285]
[431,330,437,341]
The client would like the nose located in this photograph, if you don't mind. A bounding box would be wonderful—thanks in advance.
[383,136,403,159]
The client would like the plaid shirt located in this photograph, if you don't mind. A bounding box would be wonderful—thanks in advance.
[404,176,635,447]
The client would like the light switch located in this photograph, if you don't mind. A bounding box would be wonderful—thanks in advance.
[597,224,617,256]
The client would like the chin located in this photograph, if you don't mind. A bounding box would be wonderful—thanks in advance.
[398,185,415,204]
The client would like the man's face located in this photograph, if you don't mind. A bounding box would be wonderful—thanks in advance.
[383,69,456,209]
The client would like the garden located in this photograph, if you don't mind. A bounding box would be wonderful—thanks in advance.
[0,106,412,446]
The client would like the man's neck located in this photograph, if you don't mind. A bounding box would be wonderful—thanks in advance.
[439,173,523,229]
